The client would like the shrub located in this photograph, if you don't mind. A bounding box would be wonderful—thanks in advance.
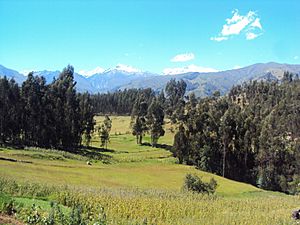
[183,173,217,194]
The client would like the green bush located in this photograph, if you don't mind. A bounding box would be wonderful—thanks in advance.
[0,193,23,216]
[183,173,217,194]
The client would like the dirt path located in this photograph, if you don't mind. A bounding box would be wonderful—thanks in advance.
[0,214,24,225]
[0,156,32,164]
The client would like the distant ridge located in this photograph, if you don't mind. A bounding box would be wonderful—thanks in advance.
[1,62,299,97]
[0,64,26,83]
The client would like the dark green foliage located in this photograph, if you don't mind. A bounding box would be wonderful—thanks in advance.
[78,93,96,147]
[97,115,112,149]
[132,116,147,144]
[165,79,187,123]
[0,65,95,151]
[131,79,187,147]
[91,88,154,115]
[183,173,217,194]
[173,125,189,164]
[175,74,300,193]
[131,90,166,147]
[0,77,22,145]
[147,97,165,147]
[131,93,153,145]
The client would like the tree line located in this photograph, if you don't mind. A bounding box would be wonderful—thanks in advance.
[1,65,299,193]
[91,88,155,115]
[128,73,300,193]
[130,79,186,146]
[171,72,300,194]
[0,65,95,150]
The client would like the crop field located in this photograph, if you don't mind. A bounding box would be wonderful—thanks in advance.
[0,116,299,224]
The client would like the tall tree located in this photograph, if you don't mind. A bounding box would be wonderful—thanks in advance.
[0,77,21,144]
[51,65,81,149]
[97,115,112,149]
[131,95,149,145]
[165,79,187,123]
[79,92,95,146]
[173,124,189,164]
[147,97,165,147]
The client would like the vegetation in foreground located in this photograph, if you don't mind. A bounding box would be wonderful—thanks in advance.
[0,177,299,225]
[171,74,300,194]
[1,66,300,224]
[0,116,299,224]
[1,66,300,194]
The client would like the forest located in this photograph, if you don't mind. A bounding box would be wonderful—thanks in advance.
[172,72,300,193]
[94,72,300,193]
[1,66,299,194]
[0,65,95,150]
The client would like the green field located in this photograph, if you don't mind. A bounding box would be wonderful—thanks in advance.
[0,116,299,224]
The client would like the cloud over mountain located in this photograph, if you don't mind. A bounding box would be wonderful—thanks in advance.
[2,62,300,98]
[171,53,195,62]
[211,9,263,41]
[163,64,218,75]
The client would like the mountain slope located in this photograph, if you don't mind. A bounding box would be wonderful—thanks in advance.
[120,62,300,96]
[1,62,300,96]
[0,65,26,83]
[33,70,97,93]
[87,68,157,93]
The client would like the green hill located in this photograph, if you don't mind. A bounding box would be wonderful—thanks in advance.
[0,116,259,196]
[0,116,298,224]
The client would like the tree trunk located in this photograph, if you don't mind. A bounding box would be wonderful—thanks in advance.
[222,139,226,177]
[151,134,154,147]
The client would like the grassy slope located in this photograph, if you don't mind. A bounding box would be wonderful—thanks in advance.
[0,116,259,197]
[1,116,300,224]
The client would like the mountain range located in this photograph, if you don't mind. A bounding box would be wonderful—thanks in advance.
[1,62,300,97]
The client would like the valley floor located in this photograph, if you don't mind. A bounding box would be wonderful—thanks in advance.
[0,116,299,224]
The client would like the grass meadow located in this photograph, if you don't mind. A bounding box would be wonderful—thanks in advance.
[0,116,299,224]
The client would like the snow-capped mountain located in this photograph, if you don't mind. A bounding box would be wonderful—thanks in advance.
[87,65,157,93]
[78,67,105,78]
[1,62,300,97]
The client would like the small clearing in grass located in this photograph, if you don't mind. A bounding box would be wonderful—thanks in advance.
[0,214,24,225]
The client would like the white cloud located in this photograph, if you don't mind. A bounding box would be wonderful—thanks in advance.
[226,10,243,24]
[246,32,259,40]
[250,18,262,29]
[171,53,195,62]
[163,64,218,75]
[211,9,263,41]
[115,64,141,73]
[210,37,228,42]
[79,66,105,77]
[222,10,255,36]
[294,56,299,60]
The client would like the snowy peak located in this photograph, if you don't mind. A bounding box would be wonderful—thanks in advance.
[115,64,141,73]
[1,62,300,96]
[78,67,105,78]
[103,64,142,74]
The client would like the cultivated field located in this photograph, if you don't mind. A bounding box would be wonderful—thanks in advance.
[0,116,299,224]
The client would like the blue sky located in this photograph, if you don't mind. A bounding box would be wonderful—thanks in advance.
[0,0,299,75]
